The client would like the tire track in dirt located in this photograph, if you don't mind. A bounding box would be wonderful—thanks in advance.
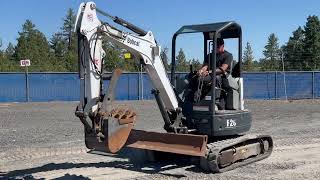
[0,146,88,164]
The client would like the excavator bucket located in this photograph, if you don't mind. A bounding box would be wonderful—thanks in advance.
[85,68,137,153]
[85,109,136,153]
[84,68,208,156]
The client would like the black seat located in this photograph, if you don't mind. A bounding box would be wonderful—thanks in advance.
[231,62,240,78]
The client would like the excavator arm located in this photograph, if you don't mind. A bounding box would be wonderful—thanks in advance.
[75,2,179,124]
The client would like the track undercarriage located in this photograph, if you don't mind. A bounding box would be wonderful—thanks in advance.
[84,122,273,173]
[200,134,273,172]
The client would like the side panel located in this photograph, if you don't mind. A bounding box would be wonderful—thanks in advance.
[192,111,213,136]
[192,110,252,137]
[212,111,252,136]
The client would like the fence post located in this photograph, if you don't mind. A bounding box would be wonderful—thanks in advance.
[141,65,144,100]
[25,65,29,102]
[312,71,315,99]
[275,71,277,100]
[127,74,130,100]
[137,72,140,100]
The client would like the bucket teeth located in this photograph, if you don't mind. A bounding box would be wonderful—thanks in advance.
[108,107,136,125]
[120,109,134,119]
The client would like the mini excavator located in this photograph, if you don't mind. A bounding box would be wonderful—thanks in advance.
[74,2,273,172]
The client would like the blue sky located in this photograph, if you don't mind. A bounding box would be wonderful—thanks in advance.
[0,0,319,61]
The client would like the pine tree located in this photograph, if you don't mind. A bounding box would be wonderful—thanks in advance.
[190,58,201,71]
[0,38,3,61]
[102,42,125,72]
[176,48,188,72]
[303,15,320,70]
[50,33,66,57]
[261,33,281,71]
[51,8,78,72]
[15,20,52,71]
[63,9,78,71]
[0,38,4,70]
[160,47,170,71]
[0,42,19,72]
[62,8,76,49]
[49,33,68,71]
[5,43,15,60]
[0,38,2,52]
[243,42,254,71]
[282,27,304,71]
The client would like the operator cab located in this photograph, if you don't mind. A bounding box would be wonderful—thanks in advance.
[171,21,252,136]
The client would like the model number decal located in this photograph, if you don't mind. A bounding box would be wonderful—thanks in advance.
[226,119,236,127]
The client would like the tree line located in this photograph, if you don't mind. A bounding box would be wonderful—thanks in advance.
[243,15,320,71]
[0,9,78,72]
[0,10,319,72]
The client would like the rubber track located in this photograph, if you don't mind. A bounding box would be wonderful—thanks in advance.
[200,134,273,173]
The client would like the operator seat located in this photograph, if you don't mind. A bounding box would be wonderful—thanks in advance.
[221,61,241,110]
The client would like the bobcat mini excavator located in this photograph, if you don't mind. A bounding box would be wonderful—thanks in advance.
[74,2,273,172]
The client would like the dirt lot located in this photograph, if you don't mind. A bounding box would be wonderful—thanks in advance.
[1,100,320,180]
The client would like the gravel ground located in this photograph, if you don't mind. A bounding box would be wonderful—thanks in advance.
[1,100,320,179]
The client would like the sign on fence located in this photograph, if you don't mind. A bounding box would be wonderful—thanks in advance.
[20,59,31,67]
[20,59,31,102]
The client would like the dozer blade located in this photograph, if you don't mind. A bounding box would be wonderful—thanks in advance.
[85,127,208,157]
[126,130,208,157]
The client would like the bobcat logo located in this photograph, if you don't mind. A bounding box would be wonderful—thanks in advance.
[127,37,140,46]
